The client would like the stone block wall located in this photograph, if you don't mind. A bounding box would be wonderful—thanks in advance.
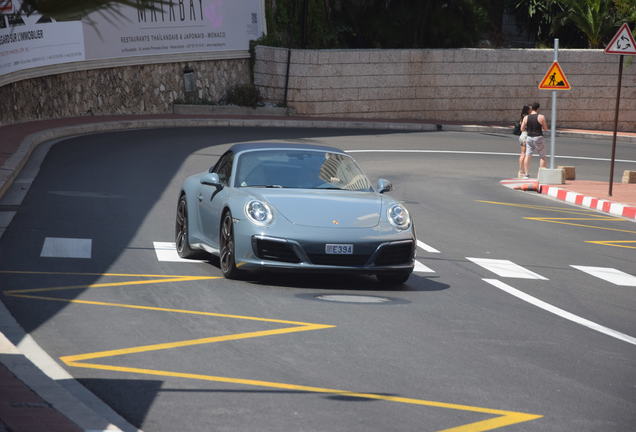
[254,46,636,131]
[0,58,250,124]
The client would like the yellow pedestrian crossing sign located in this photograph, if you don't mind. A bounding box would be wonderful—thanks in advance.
[538,61,571,90]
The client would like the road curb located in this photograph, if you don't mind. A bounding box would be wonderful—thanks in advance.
[539,184,636,221]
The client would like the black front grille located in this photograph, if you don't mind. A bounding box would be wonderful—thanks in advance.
[374,242,414,266]
[308,254,370,266]
[254,238,301,263]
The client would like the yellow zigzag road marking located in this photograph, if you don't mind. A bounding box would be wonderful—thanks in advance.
[478,201,636,248]
[1,271,220,295]
[477,200,600,215]
[2,271,541,431]
[585,240,636,249]
[61,362,542,432]
[524,217,636,234]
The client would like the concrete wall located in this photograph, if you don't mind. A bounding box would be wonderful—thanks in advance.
[0,58,250,124]
[254,46,636,131]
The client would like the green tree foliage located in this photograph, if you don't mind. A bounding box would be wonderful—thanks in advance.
[16,0,163,21]
[513,0,635,48]
[559,0,617,48]
[260,0,337,48]
[615,0,636,23]
[330,0,492,48]
[260,0,500,49]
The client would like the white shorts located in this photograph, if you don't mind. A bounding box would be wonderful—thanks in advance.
[525,136,546,157]
[519,131,528,145]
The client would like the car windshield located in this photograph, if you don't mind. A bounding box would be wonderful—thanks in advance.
[234,149,373,191]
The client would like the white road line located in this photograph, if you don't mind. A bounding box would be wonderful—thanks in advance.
[414,260,435,273]
[153,242,205,263]
[40,237,92,259]
[345,149,636,164]
[416,240,440,253]
[571,266,636,287]
[483,279,636,346]
[467,257,548,280]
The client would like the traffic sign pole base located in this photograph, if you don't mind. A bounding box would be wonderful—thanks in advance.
[538,168,565,185]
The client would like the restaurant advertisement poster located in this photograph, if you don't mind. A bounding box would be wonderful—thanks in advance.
[1,0,265,76]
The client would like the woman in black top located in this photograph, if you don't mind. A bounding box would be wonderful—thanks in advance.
[520,103,548,177]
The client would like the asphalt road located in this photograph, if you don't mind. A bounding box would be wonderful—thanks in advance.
[1,127,635,432]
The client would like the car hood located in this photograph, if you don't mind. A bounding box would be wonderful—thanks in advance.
[252,189,383,228]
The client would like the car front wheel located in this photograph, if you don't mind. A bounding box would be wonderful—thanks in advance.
[175,195,205,259]
[220,210,241,279]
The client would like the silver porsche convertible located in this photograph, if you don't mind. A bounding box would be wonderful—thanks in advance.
[176,143,416,284]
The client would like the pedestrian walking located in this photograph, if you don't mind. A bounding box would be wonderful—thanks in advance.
[515,104,531,178]
[520,102,548,177]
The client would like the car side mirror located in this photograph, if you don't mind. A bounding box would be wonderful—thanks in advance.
[376,178,392,194]
[201,173,221,187]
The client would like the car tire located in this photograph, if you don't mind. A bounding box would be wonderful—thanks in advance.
[220,210,242,279]
[376,271,411,286]
[175,194,205,259]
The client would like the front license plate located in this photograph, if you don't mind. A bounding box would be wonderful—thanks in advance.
[325,244,353,255]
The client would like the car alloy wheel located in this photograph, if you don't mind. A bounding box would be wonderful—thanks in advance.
[175,195,203,259]
[220,210,240,279]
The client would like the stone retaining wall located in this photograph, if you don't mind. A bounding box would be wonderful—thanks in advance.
[0,58,250,124]
[2,46,635,131]
[254,46,636,131]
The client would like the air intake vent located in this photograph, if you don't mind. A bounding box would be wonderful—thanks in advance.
[374,242,414,266]
[254,238,301,263]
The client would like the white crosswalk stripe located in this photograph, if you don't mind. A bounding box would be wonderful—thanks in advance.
[571,266,636,287]
[153,242,205,262]
[414,260,435,273]
[466,257,548,280]
[416,240,440,253]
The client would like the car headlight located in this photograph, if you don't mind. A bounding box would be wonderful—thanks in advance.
[387,203,410,229]
[245,200,273,225]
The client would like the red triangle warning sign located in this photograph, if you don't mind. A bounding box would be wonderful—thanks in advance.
[538,61,571,90]
[605,23,636,55]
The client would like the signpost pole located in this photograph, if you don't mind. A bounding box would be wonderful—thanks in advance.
[609,54,624,197]
[536,42,570,185]
[550,39,558,170]
[604,23,636,196]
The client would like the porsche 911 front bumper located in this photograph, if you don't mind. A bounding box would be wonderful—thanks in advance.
[235,234,415,274]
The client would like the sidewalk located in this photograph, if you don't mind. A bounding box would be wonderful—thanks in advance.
[0,113,635,432]
[0,363,82,432]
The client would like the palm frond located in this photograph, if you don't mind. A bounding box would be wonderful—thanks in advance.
[18,0,166,21]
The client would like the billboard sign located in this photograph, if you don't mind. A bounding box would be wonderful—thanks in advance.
[0,8,84,76]
[0,0,265,77]
[83,0,265,60]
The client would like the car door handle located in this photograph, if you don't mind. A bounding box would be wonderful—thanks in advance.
[197,194,203,202]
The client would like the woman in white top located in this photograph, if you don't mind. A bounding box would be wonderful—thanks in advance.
[516,104,531,178]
